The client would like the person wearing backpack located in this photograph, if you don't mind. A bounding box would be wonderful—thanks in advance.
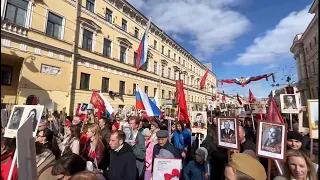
[143,128,155,180]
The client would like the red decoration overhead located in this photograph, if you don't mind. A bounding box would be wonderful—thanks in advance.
[218,73,275,87]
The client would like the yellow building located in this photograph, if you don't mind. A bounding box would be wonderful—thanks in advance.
[1,0,217,114]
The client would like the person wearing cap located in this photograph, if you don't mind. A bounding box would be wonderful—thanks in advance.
[184,147,211,180]
[287,131,309,156]
[225,153,267,180]
[152,130,180,172]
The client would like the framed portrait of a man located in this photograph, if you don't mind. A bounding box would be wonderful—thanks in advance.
[123,126,134,142]
[280,94,299,114]
[307,99,318,139]
[256,121,287,160]
[191,111,207,134]
[243,104,251,114]
[219,103,227,112]
[217,117,239,150]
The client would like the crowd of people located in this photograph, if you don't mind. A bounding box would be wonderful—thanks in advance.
[1,108,319,180]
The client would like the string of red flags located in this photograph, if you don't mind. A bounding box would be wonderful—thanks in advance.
[218,73,275,87]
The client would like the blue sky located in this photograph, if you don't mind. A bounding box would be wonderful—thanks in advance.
[128,0,314,98]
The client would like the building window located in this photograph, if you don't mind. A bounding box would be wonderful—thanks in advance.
[80,73,90,90]
[145,86,148,95]
[311,88,314,98]
[168,91,171,99]
[5,0,28,27]
[312,61,315,73]
[106,8,112,23]
[162,46,164,54]
[191,65,192,70]
[183,59,185,66]
[133,84,136,95]
[308,65,311,77]
[133,52,138,67]
[168,68,171,79]
[154,40,157,49]
[119,81,125,95]
[154,61,158,74]
[86,0,95,12]
[154,88,157,97]
[168,50,171,58]
[174,71,177,80]
[45,12,63,39]
[122,18,127,32]
[82,29,93,51]
[178,57,181,64]
[1,65,13,85]
[162,89,165,99]
[314,37,317,45]
[134,27,139,39]
[174,53,176,60]
[101,77,109,92]
[162,65,165,77]
[120,46,126,63]
[103,38,112,58]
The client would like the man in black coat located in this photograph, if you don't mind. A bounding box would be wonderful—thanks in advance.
[220,121,235,139]
[106,130,137,180]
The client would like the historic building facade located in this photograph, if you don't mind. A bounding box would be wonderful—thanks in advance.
[290,0,318,106]
[1,0,217,114]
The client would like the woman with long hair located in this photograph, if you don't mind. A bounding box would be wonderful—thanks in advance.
[82,124,105,168]
[274,149,317,180]
[57,124,80,156]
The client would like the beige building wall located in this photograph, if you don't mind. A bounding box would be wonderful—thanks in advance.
[1,0,217,114]
[290,0,318,106]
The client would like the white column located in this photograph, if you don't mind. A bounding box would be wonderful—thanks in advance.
[295,55,302,81]
[1,0,7,19]
[299,52,307,79]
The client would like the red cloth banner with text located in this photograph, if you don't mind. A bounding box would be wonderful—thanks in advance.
[177,80,190,123]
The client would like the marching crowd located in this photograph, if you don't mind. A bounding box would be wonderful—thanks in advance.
[1,108,319,180]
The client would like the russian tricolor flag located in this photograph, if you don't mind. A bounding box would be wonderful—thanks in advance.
[99,92,114,117]
[136,17,151,71]
[136,86,161,116]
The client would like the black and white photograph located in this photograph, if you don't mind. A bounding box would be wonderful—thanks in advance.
[280,94,299,114]
[123,126,134,142]
[298,107,309,134]
[243,104,251,114]
[217,117,239,150]
[257,121,287,160]
[7,106,25,130]
[219,103,228,112]
[4,105,44,138]
[191,111,207,134]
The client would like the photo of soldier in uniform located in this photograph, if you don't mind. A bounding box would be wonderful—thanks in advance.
[280,94,299,114]
[217,117,239,150]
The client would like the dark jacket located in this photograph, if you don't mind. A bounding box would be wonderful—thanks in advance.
[184,160,211,180]
[100,126,111,146]
[152,141,180,172]
[106,143,137,180]
[240,138,256,153]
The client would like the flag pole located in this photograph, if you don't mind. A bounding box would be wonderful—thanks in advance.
[248,103,256,132]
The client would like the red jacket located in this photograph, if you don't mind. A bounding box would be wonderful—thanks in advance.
[1,151,18,180]
[80,133,89,153]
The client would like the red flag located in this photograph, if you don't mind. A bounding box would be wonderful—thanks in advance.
[237,93,242,106]
[200,69,209,89]
[90,91,106,119]
[248,89,256,103]
[222,95,226,103]
[266,98,284,123]
[177,80,190,123]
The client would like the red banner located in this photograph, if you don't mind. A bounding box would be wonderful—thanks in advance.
[175,80,181,104]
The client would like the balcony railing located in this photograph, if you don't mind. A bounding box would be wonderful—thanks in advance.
[1,20,28,36]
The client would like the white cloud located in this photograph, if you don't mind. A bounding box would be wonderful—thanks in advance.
[231,5,313,66]
[127,0,251,59]
[263,63,278,71]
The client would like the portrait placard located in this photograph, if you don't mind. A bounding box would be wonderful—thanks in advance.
[280,94,299,114]
[307,99,318,139]
[243,104,251,114]
[251,101,266,114]
[298,107,309,134]
[4,105,44,138]
[219,103,228,112]
[123,126,134,142]
[191,111,207,134]
[256,121,287,160]
[153,158,182,180]
[217,117,240,150]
